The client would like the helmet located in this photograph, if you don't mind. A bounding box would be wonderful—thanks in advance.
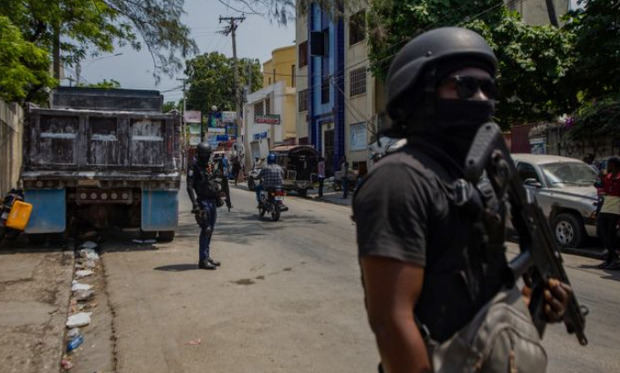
[267,153,277,164]
[196,142,212,163]
[386,27,497,126]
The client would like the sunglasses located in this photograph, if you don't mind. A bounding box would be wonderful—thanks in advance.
[444,75,498,100]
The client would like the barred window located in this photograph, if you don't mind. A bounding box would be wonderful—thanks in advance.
[350,67,367,97]
[254,101,264,121]
[265,96,271,115]
[349,11,366,46]
[298,89,308,112]
[321,78,330,104]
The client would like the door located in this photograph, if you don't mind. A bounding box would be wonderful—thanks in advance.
[323,129,335,177]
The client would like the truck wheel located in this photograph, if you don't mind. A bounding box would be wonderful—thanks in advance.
[140,230,157,241]
[27,234,47,245]
[298,189,307,197]
[551,213,584,248]
[157,231,175,243]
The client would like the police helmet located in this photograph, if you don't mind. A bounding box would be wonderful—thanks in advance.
[386,27,497,127]
[197,142,212,162]
[267,152,277,164]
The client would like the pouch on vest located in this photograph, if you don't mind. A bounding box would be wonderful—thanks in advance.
[429,287,547,373]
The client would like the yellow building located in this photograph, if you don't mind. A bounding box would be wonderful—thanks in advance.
[261,45,297,142]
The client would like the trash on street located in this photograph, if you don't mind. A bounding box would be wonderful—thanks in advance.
[66,312,92,328]
[71,281,93,292]
[75,269,94,278]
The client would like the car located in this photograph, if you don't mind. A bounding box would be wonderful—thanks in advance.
[511,154,599,248]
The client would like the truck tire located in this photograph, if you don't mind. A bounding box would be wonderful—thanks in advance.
[551,213,584,248]
[298,189,307,197]
[27,233,47,245]
[157,231,175,242]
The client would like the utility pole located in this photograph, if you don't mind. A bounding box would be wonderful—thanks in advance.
[219,15,246,142]
[176,77,188,169]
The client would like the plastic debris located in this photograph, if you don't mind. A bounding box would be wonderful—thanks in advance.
[186,338,202,345]
[83,260,97,269]
[75,269,94,278]
[61,359,73,370]
[79,248,99,261]
[66,312,92,328]
[74,289,94,301]
[79,241,98,250]
[67,328,80,338]
[71,281,93,292]
[67,335,84,352]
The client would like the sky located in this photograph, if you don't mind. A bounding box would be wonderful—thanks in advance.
[74,0,295,103]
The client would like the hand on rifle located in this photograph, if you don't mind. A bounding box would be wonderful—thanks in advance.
[522,278,573,323]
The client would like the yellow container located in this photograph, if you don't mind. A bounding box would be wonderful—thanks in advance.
[6,200,33,231]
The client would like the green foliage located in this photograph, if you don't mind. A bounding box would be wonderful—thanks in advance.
[83,79,121,89]
[0,16,56,103]
[568,95,620,141]
[564,0,620,101]
[0,0,197,83]
[185,52,263,115]
[163,101,180,113]
[367,1,576,127]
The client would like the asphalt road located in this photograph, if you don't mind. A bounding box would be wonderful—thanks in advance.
[97,185,619,372]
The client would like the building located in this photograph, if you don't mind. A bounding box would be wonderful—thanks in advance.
[295,1,378,176]
[243,45,297,167]
[509,0,571,25]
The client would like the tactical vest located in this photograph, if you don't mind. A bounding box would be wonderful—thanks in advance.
[192,161,222,200]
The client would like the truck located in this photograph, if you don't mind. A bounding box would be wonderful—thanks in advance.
[20,87,181,242]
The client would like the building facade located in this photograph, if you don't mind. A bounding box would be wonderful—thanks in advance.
[243,45,297,168]
[295,1,377,176]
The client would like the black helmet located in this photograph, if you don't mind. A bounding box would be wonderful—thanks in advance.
[386,27,497,126]
[197,142,212,163]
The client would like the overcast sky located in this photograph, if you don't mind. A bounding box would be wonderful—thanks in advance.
[73,0,295,103]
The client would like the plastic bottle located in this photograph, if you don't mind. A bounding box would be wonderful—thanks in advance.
[67,335,84,352]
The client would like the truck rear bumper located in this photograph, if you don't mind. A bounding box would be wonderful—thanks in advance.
[24,189,66,234]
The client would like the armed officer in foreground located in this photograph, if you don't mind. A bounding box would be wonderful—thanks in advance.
[187,142,232,270]
[353,28,580,373]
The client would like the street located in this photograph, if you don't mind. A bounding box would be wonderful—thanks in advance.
[81,185,620,372]
[1,184,619,372]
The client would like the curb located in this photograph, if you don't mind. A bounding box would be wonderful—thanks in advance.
[561,247,606,260]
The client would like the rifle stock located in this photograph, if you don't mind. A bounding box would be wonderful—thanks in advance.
[465,122,588,346]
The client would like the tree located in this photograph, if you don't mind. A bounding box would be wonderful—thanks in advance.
[185,52,262,115]
[163,101,181,113]
[0,0,197,82]
[367,1,575,127]
[0,16,56,103]
[84,79,121,89]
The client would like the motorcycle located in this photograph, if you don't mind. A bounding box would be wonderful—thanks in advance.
[258,188,288,222]
[247,167,261,191]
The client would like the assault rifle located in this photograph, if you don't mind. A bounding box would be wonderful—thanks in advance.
[464,122,588,346]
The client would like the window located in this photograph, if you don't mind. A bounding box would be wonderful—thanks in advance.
[350,67,367,96]
[349,10,366,46]
[265,96,271,115]
[254,101,264,121]
[299,41,308,67]
[291,64,296,87]
[350,122,367,151]
[273,69,276,83]
[516,162,540,183]
[321,77,330,104]
[268,78,272,85]
[298,89,308,112]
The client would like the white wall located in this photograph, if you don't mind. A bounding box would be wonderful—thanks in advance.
[0,99,24,197]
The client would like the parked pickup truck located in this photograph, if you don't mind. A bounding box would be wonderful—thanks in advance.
[21,87,181,242]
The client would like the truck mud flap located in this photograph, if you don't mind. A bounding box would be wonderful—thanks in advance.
[24,189,66,233]
[141,190,178,231]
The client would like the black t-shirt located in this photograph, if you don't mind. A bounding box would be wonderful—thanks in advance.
[353,144,507,342]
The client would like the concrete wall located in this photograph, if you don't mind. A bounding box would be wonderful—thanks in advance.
[0,99,24,197]
[510,0,570,25]
[295,5,310,143]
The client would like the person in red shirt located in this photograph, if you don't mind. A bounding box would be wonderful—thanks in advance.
[596,156,620,269]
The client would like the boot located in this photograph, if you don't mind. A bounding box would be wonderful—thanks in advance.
[208,257,221,267]
[198,260,217,270]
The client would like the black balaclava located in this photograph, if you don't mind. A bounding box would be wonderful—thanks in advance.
[196,143,212,166]
[408,59,496,168]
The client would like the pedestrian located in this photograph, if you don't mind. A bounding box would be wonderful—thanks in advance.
[187,142,232,270]
[317,156,326,198]
[340,155,349,199]
[232,156,241,186]
[595,156,620,270]
[353,27,572,372]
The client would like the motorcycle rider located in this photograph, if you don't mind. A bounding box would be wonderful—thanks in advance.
[256,152,284,208]
[187,142,232,270]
